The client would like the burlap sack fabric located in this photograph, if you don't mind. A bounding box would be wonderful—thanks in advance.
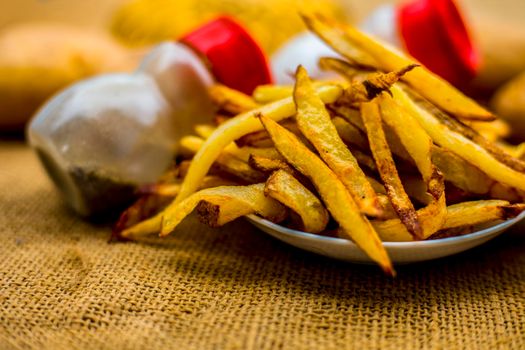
[1,141,524,350]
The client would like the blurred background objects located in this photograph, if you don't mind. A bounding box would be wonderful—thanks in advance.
[1,0,525,136]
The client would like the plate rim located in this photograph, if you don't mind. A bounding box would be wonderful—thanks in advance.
[245,211,525,248]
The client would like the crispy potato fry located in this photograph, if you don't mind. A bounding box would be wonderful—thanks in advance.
[194,124,216,139]
[392,85,525,191]
[378,93,447,238]
[412,93,525,173]
[302,13,494,121]
[361,101,422,239]
[374,200,525,242]
[342,65,417,104]
[209,84,259,114]
[468,119,510,141]
[331,116,369,150]
[259,114,393,275]
[180,136,266,183]
[330,102,495,195]
[138,176,238,197]
[300,13,377,69]
[294,66,383,217]
[265,170,329,233]
[121,184,287,238]
[248,154,296,175]
[174,84,344,204]
[253,85,294,103]
[319,57,371,81]
[400,175,432,205]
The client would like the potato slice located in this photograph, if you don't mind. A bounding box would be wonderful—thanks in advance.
[259,114,393,275]
[265,170,329,233]
[361,100,422,239]
[294,66,383,217]
[302,13,494,121]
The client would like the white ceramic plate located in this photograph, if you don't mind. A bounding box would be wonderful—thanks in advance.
[246,212,525,264]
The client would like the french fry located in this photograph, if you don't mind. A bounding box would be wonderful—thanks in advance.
[174,84,344,205]
[374,201,525,242]
[411,92,525,173]
[209,84,259,114]
[179,136,267,183]
[378,93,447,238]
[194,124,216,139]
[265,170,329,233]
[331,116,369,150]
[302,13,495,121]
[294,66,383,217]
[330,102,495,195]
[253,85,294,103]
[121,184,287,238]
[259,114,393,275]
[392,85,525,191]
[248,154,296,175]
[361,101,422,239]
[341,65,417,104]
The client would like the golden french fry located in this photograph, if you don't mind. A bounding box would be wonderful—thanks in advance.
[331,116,369,150]
[209,84,259,114]
[253,85,294,103]
[180,136,266,183]
[265,170,329,233]
[294,66,383,217]
[194,124,216,139]
[248,154,296,175]
[468,119,510,141]
[319,57,371,81]
[342,65,417,104]
[303,13,494,121]
[378,93,447,237]
[300,13,377,68]
[259,114,393,275]
[330,103,495,195]
[374,200,525,242]
[138,176,238,197]
[121,184,286,238]
[361,101,422,239]
[392,85,525,191]
[175,84,344,204]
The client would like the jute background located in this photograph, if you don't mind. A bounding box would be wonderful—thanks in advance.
[1,141,525,349]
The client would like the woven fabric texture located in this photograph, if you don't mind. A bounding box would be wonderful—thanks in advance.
[1,141,525,350]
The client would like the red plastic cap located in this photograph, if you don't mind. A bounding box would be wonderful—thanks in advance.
[397,0,480,86]
[180,16,273,95]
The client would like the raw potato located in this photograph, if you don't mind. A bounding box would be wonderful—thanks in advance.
[265,170,329,233]
[0,22,138,130]
[259,114,393,275]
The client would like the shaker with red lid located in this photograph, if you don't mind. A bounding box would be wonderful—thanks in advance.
[28,17,271,216]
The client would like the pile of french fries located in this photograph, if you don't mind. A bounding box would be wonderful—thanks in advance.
[114,14,525,275]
